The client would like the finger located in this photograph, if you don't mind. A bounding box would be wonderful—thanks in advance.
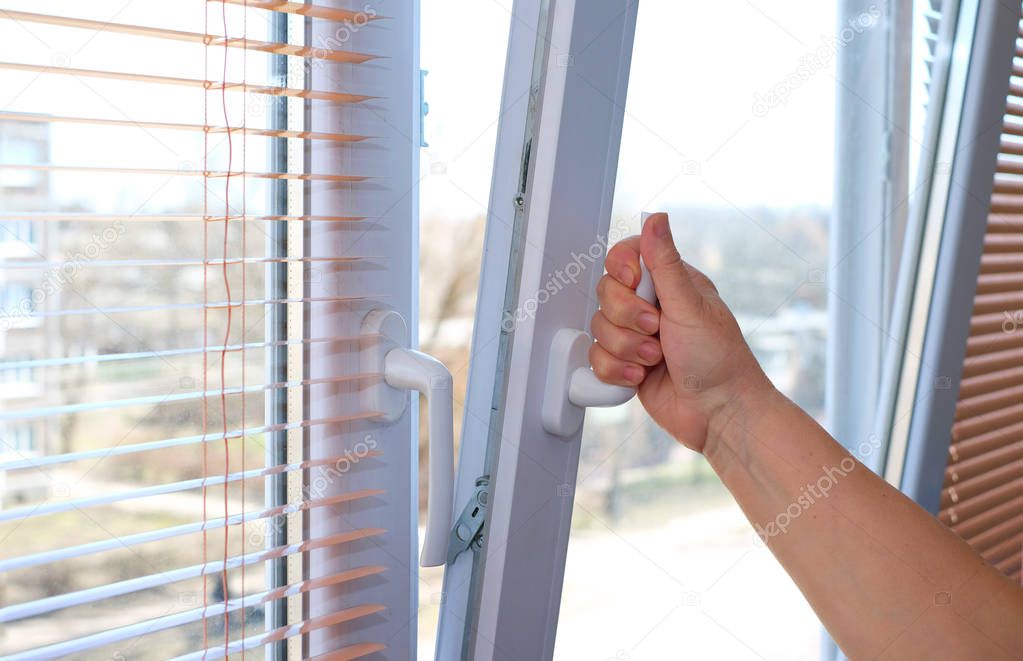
[589,342,646,386]
[596,274,661,335]
[591,310,662,366]
[640,213,704,317]
[604,235,642,288]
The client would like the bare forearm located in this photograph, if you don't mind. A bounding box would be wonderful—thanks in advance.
[592,220,1023,656]
[704,384,1023,659]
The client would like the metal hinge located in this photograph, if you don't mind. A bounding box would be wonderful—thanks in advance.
[447,475,489,564]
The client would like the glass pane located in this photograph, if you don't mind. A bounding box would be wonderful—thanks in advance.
[416,1,513,656]
[560,2,834,658]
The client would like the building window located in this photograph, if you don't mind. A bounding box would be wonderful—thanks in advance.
[0,133,46,190]
[1,422,36,454]
[0,220,37,248]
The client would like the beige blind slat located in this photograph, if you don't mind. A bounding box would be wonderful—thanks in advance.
[955,384,1023,419]
[0,60,373,103]
[0,10,377,63]
[979,252,1023,272]
[972,289,1023,313]
[944,485,1023,531]
[212,0,385,23]
[950,495,1023,539]
[1002,118,1023,137]
[952,403,1023,442]
[988,192,1023,212]
[0,111,371,142]
[981,533,1023,564]
[0,213,367,223]
[0,163,367,182]
[961,348,1023,377]
[941,464,1023,515]
[958,364,1023,398]
[946,441,1023,482]
[976,271,1023,292]
[964,330,1023,358]
[999,137,1023,157]
[967,513,1023,553]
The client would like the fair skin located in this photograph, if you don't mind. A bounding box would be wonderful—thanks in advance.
[592,213,1023,660]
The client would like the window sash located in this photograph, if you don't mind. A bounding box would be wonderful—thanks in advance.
[880,0,1018,511]
[436,1,638,658]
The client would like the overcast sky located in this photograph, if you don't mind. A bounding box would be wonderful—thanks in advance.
[420,0,841,224]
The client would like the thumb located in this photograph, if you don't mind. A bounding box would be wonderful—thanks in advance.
[640,213,703,316]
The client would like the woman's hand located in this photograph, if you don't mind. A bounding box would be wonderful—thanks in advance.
[591,212,772,453]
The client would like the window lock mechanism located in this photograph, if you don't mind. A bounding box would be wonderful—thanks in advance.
[447,475,490,565]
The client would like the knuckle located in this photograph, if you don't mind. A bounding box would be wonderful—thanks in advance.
[588,346,612,379]
[603,247,621,271]
[606,282,630,311]
[605,328,632,358]
[607,239,639,268]
[607,240,630,260]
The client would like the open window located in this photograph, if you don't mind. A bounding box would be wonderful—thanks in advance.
[7,1,1020,660]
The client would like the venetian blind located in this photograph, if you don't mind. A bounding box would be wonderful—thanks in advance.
[940,14,1023,584]
[0,1,414,658]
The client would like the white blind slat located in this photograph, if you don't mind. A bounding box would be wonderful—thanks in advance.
[0,489,383,573]
[0,411,378,472]
[0,536,386,623]
[0,455,381,522]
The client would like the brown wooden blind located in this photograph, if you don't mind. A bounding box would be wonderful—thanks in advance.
[940,21,1023,582]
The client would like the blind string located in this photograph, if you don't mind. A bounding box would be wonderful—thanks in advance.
[239,1,249,653]
[218,0,235,652]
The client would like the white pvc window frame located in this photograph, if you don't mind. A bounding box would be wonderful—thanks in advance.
[303,2,422,658]
[436,1,639,658]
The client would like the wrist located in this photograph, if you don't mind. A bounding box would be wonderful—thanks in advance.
[702,369,778,466]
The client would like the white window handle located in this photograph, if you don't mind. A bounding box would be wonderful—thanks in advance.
[542,236,658,437]
[362,309,454,567]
